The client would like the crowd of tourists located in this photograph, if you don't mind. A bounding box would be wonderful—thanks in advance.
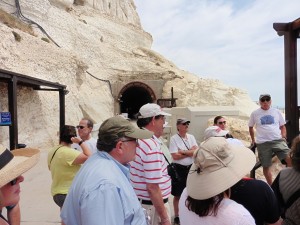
[0,93,299,225]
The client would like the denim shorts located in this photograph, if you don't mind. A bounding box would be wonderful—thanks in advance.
[53,194,67,208]
[256,139,290,167]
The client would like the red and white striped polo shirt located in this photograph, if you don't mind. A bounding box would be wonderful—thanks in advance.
[130,135,171,200]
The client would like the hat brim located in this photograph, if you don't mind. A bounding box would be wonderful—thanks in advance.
[187,144,255,200]
[159,112,171,116]
[177,120,190,125]
[0,148,40,188]
[125,128,153,140]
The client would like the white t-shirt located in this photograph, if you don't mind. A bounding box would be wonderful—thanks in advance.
[169,133,198,165]
[248,107,285,144]
[179,188,255,225]
[71,137,97,154]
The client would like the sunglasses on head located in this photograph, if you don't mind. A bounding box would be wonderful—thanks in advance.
[218,121,226,125]
[76,125,85,129]
[260,97,271,102]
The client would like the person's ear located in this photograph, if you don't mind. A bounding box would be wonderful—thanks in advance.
[115,140,124,154]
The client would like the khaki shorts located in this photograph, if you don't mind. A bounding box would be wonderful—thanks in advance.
[256,139,290,167]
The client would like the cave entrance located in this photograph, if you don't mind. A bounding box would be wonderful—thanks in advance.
[118,82,156,119]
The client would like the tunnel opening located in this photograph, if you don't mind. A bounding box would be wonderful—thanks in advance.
[118,82,156,119]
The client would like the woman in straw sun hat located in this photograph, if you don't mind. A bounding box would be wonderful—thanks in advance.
[179,137,256,225]
[0,145,40,224]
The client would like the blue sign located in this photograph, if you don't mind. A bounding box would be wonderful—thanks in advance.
[0,112,11,125]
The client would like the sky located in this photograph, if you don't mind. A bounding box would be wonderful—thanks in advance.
[134,0,300,108]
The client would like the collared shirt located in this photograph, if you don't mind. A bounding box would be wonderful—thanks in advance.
[61,151,147,225]
[130,135,171,200]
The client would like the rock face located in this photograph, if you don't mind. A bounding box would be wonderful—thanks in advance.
[0,0,257,149]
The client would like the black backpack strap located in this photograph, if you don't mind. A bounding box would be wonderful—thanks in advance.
[162,153,170,165]
[49,145,63,165]
[285,188,300,210]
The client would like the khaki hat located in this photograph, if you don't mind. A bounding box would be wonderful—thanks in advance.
[0,145,40,188]
[98,116,153,144]
[138,103,171,118]
[176,118,190,125]
[187,137,255,200]
[203,126,229,140]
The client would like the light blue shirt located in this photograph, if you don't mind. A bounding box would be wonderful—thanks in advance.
[61,151,147,225]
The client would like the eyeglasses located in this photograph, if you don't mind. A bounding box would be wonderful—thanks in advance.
[121,138,139,146]
[260,97,271,102]
[10,178,18,186]
[218,121,226,125]
[76,125,85,129]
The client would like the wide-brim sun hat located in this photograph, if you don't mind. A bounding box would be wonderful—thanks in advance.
[187,137,255,200]
[0,145,40,188]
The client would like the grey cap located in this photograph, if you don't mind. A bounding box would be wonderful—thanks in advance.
[177,118,190,125]
[259,94,271,100]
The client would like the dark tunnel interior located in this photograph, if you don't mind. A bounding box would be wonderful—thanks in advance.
[120,86,153,119]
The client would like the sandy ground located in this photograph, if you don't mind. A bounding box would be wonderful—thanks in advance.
[17,151,175,224]
[19,151,60,225]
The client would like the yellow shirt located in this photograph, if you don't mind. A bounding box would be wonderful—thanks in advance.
[47,145,81,196]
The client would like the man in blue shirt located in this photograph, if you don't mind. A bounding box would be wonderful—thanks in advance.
[61,116,153,225]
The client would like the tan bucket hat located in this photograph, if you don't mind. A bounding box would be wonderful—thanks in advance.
[187,137,255,200]
[0,145,40,187]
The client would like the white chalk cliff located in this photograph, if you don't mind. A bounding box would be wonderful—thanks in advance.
[0,0,257,149]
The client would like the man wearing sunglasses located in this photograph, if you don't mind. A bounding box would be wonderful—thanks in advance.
[72,118,97,154]
[249,94,291,185]
[61,116,153,225]
[169,118,198,225]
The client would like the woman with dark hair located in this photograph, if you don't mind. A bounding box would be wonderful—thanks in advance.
[272,135,300,225]
[47,125,91,224]
[213,115,233,138]
[0,145,40,224]
[179,137,256,225]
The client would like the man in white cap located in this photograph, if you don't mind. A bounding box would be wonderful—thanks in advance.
[249,94,291,185]
[168,118,198,225]
[130,103,172,225]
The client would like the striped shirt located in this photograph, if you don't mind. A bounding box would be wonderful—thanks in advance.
[130,135,171,200]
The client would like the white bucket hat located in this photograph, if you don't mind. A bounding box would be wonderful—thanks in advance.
[0,145,40,187]
[138,103,171,118]
[203,126,229,140]
[187,137,255,200]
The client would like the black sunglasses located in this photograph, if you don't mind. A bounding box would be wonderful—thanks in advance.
[218,121,226,125]
[260,97,271,102]
[76,125,85,129]
[10,178,18,186]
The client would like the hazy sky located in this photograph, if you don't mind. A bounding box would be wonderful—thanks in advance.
[135,0,300,107]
